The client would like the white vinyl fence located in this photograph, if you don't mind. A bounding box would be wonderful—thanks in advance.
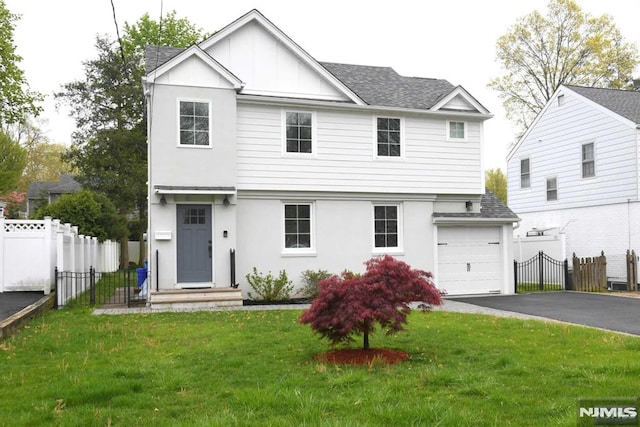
[0,216,119,294]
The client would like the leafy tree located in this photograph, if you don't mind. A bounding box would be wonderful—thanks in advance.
[485,168,507,205]
[2,191,24,218]
[56,12,206,267]
[0,131,26,194]
[300,256,443,350]
[33,189,127,242]
[489,0,639,133]
[0,0,42,128]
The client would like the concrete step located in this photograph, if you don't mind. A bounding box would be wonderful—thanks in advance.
[150,287,243,309]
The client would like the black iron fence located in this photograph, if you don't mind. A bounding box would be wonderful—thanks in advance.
[55,267,145,308]
[514,251,568,293]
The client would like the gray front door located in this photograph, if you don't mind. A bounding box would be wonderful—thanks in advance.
[177,204,212,283]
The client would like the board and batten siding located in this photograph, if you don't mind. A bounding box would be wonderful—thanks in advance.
[508,89,639,213]
[236,103,482,194]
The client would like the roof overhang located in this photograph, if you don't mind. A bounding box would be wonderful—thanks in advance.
[154,185,237,195]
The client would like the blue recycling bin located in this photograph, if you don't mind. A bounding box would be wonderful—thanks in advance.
[136,267,147,287]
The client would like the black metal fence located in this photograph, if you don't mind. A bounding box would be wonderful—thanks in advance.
[514,251,569,293]
[55,267,145,308]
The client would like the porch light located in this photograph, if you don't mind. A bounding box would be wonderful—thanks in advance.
[223,195,230,207]
[160,195,167,206]
[465,201,472,211]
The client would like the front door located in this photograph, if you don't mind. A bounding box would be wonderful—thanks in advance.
[177,204,212,283]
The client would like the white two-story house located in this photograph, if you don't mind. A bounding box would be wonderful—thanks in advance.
[507,84,640,280]
[144,9,518,307]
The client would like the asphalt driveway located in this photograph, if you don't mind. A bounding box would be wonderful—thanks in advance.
[0,292,44,321]
[450,292,640,335]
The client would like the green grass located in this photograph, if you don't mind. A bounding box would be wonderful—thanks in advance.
[64,270,138,307]
[1,309,639,426]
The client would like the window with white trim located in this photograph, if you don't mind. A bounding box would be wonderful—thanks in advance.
[373,204,401,249]
[376,117,401,157]
[582,142,595,178]
[285,112,313,153]
[546,177,557,201]
[179,100,210,146]
[521,158,530,189]
[448,121,466,140]
[283,203,312,250]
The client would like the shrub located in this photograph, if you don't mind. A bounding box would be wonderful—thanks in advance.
[300,255,443,350]
[246,267,294,301]
[299,269,332,298]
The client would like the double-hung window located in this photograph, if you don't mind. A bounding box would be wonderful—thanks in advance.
[376,118,401,157]
[179,100,210,146]
[373,204,401,250]
[285,112,313,153]
[283,203,313,251]
[546,177,557,201]
[582,142,595,178]
[520,158,530,189]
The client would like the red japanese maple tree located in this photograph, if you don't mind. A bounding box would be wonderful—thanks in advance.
[300,256,444,350]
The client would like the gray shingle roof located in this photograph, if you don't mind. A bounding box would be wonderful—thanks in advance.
[145,45,185,74]
[567,85,640,124]
[320,62,455,110]
[27,174,81,198]
[432,189,519,220]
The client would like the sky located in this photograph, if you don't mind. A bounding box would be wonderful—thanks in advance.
[5,0,640,171]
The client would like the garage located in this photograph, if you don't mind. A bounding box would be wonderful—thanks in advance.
[437,226,502,295]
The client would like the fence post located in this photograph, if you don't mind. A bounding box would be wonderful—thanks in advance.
[538,251,544,290]
[563,259,570,290]
[90,266,95,305]
[54,267,59,308]
[513,260,518,293]
[0,216,4,293]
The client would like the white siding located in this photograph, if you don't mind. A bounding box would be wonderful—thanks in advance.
[206,20,348,101]
[515,201,640,280]
[508,90,639,213]
[237,103,483,194]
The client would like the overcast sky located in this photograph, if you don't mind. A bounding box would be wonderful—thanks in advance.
[6,0,640,170]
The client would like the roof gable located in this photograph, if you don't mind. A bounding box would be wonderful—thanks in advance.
[198,10,364,104]
[145,45,244,90]
[430,86,490,114]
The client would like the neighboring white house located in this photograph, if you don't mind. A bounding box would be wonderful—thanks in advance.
[144,9,518,307]
[507,84,640,280]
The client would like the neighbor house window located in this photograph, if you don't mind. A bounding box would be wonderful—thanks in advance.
[283,203,312,250]
[376,117,401,157]
[546,177,557,201]
[285,112,313,153]
[373,204,401,249]
[179,100,210,146]
[582,142,595,178]
[521,158,530,189]
[448,121,466,140]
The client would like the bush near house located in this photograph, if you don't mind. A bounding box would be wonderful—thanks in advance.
[246,267,294,301]
[299,269,332,299]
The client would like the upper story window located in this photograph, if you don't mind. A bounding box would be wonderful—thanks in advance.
[285,112,313,153]
[520,158,530,189]
[376,117,401,157]
[373,204,401,250]
[582,142,595,178]
[447,121,466,140]
[179,100,210,146]
[546,177,557,201]
[283,203,313,251]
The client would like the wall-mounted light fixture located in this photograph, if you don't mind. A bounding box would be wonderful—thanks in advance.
[465,201,473,212]
[223,195,230,207]
[160,195,167,206]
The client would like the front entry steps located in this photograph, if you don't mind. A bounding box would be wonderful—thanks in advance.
[150,287,243,311]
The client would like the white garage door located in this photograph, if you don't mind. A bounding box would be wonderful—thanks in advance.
[437,227,502,295]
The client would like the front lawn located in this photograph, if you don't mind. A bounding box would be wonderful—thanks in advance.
[0,308,638,426]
